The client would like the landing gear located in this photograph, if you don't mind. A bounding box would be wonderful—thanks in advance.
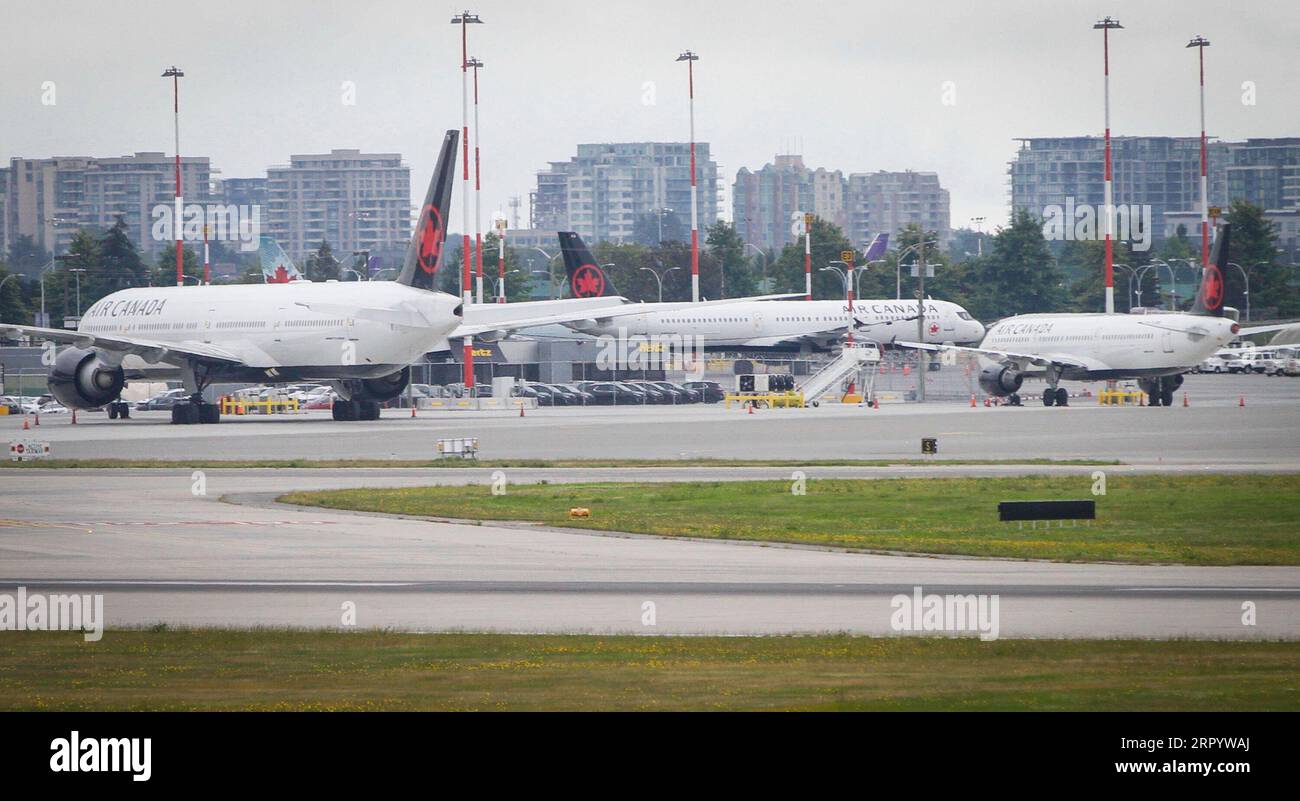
[1055,387,1069,407]
[331,399,379,421]
[1042,367,1069,409]
[106,401,131,420]
[1140,375,1183,408]
[1042,387,1055,407]
[1008,394,1022,406]
[170,398,220,424]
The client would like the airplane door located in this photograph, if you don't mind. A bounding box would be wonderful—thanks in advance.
[753,310,762,334]
[1162,330,1175,353]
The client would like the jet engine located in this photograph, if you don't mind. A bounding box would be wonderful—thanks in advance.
[353,366,410,402]
[47,347,125,409]
[978,364,1023,397]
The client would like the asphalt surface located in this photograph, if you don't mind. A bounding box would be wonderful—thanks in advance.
[1,468,1296,638]
[13,372,1299,464]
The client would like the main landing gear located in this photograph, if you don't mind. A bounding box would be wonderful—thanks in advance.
[1041,367,1069,407]
[331,399,381,421]
[1139,375,1181,407]
[169,364,220,424]
[106,401,131,420]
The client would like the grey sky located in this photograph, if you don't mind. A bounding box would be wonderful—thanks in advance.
[4,0,1297,235]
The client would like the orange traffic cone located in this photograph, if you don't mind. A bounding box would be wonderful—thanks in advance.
[22,418,30,430]
[519,404,525,417]
[872,396,880,410]
[970,393,977,407]
[410,406,416,418]
[1183,393,1189,407]
[748,402,755,415]
[1239,395,1245,407]
[71,410,77,424]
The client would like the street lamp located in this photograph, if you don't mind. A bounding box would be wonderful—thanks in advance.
[676,49,700,302]
[654,208,675,245]
[1227,261,1252,321]
[744,243,768,293]
[820,264,848,297]
[639,264,681,302]
[970,216,986,257]
[894,239,938,300]
[451,10,484,394]
[467,56,485,304]
[1187,35,1212,272]
[530,246,563,299]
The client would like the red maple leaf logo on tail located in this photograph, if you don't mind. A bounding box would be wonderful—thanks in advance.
[417,204,444,274]
[572,264,605,297]
[1202,265,1224,309]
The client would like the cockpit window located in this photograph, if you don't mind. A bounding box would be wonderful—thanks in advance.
[958,311,972,320]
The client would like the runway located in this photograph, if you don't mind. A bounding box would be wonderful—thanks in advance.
[2,469,1297,638]
[13,372,1299,464]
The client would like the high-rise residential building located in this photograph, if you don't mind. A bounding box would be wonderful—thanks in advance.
[264,149,410,261]
[218,176,268,209]
[80,152,212,254]
[846,170,951,248]
[532,142,719,243]
[1008,136,1231,247]
[732,155,847,251]
[3,153,210,258]
[1221,138,1300,213]
[0,167,8,254]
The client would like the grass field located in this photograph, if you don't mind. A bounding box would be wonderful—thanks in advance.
[2,631,1295,711]
[0,457,1120,469]
[281,474,1300,565]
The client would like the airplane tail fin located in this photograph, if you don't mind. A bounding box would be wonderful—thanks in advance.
[1190,223,1230,316]
[258,237,302,283]
[863,233,889,262]
[558,231,619,298]
[396,129,458,292]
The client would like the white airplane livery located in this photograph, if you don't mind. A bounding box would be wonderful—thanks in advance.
[905,224,1253,407]
[553,232,985,350]
[0,131,724,423]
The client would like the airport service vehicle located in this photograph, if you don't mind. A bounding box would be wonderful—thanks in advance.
[554,232,985,351]
[1198,353,1230,373]
[1241,350,1279,374]
[903,225,1275,407]
[1264,350,1300,376]
[0,131,717,425]
[682,380,725,403]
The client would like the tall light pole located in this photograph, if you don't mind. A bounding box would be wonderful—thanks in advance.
[803,213,813,300]
[1093,17,1122,314]
[1227,262,1251,321]
[744,242,767,292]
[676,50,700,302]
[915,240,929,403]
[495,216,507,303]
[451,11,483,394]
[970,216,986,257]
[469,56,485,304]
[1187,35,1211,274]
[162,66,185,288]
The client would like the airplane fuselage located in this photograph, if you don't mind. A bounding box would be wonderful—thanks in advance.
[570,298,984,350]
[980,312,1240,379]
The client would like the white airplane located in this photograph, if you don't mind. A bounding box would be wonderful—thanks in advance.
[0,131,742,424]
[900,223,1272,407]
[552,231,986,350]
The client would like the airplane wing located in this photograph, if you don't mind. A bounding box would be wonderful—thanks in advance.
[893,340,1099,371]
[0,324,242,365]
[1237,322,1296,337]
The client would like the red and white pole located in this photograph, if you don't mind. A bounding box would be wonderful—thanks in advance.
[803,216,812,301]
[452,12,482,392]
[1094,18,1121,314]
[163,67,185,288]
[497,220,506,303]
[677,51,700,303]
[471,58,484,305]
[1189,36,1212,272]
[202,224,210,285]
[846,257,854,346]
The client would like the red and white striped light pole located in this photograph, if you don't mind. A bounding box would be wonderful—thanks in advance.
[804,214,813,301]
[1093,17,1122,314]
[469,57,485,305]
[495,217,507,303]
[162,66,185,287]
[452,11,482,393]
[676,50,700,303]
[202,224,210,285]
[1188,35,1212,272]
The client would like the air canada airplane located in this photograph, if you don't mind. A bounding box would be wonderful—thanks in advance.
[553,231,985,350]
[0,131,721,424]
[901,223,1270,407]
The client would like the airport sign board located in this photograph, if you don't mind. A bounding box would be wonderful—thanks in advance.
[9,439,51,461]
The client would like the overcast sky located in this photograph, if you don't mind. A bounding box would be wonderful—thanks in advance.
[4,0,1297,235]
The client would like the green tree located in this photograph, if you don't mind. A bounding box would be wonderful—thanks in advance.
[769,217,853,299]
[1224,200,1296,318]
[305,241,340,282]
[632,209,687,246]
[0,264,30,325]
[150,245,201,286]
[97,217,148,296]
[703,220,755,299]
[961,210,1065,320]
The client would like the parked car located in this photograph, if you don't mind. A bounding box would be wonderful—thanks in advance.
[583,381,647,405]
[1198,354,1230,373]
[136,388,189,410]
[1265,353,1300,376]
[681,380,725,403]
[624,380,672,404]
[1241,350,1279,374]
[652,381,702,403]
[550,384,594,405]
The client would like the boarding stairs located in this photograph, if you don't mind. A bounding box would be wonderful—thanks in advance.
[798,342,882,403]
